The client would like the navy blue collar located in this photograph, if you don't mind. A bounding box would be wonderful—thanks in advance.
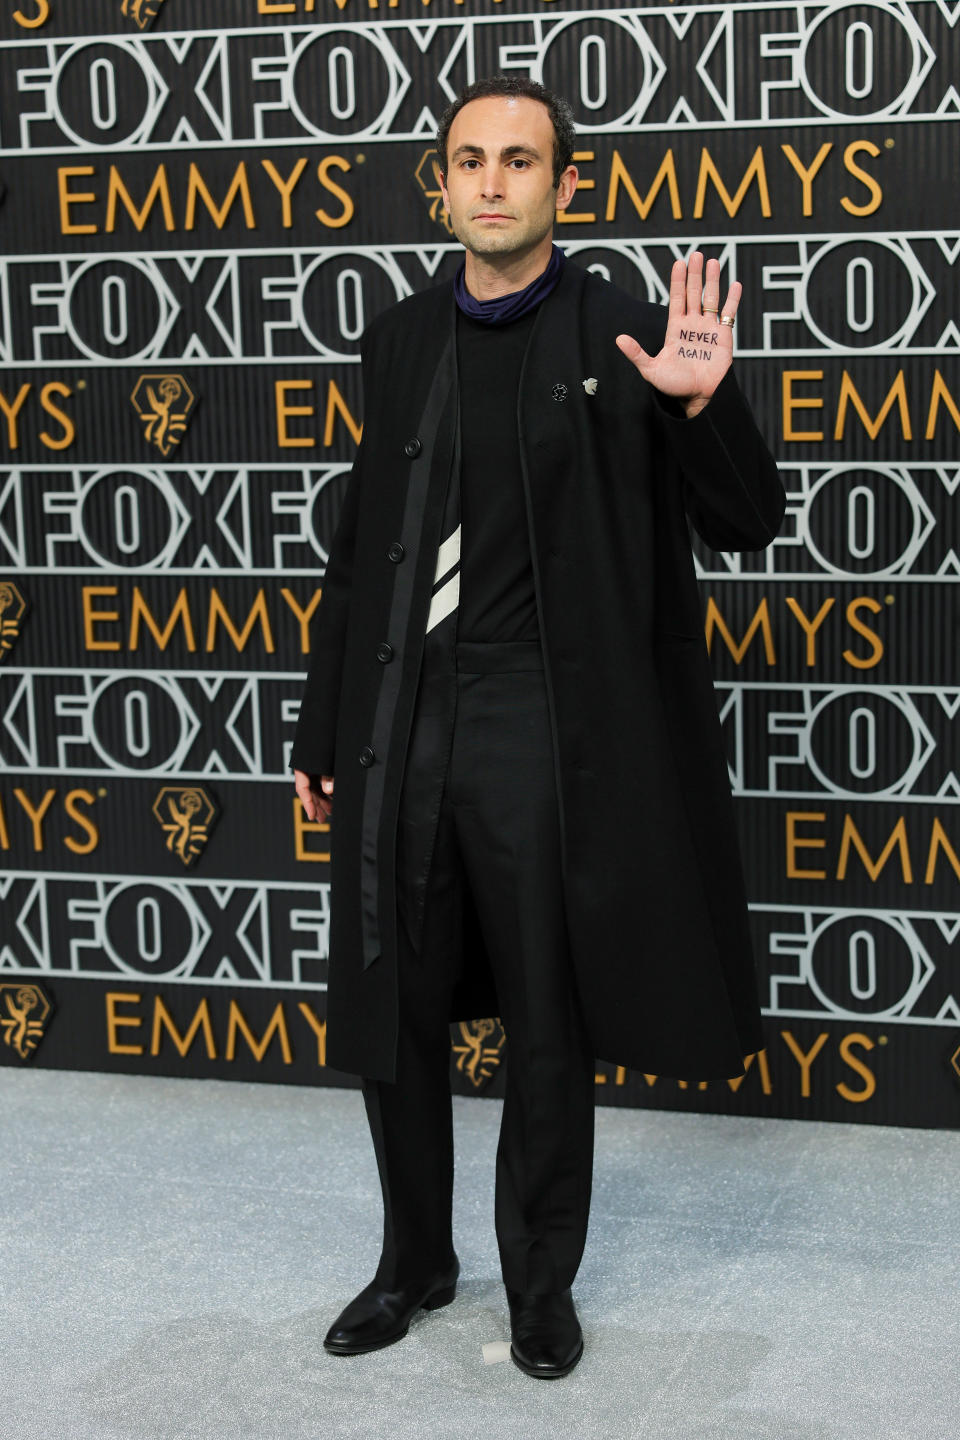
[454,245,565,325]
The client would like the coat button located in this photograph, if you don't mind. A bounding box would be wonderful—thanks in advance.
[387,541,405,563]
[359,746,376,767]
[403,437,422,458]
[376,642,394,663]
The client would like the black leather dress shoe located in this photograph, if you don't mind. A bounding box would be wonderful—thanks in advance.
[323,1261,460,1355]
[507,1287,583,1378]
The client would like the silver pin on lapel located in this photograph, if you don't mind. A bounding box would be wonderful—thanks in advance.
[552,383,568,402]
[582,377,598,395]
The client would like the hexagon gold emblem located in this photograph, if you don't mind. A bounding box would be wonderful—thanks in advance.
[0,982,54,1062]
[414,149,454,236]
[131,373,197,457]
[120,0,169,29]
[151,785,219,866]
[951,1042,960,1084]
[0,580,27,661]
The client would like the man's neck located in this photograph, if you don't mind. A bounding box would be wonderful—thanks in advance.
[462,238,554,301]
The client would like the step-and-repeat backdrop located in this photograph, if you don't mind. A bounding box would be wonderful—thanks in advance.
[1,0,958,1126]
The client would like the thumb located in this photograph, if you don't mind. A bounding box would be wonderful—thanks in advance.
[616,333,650,372]
[321,777,334,794]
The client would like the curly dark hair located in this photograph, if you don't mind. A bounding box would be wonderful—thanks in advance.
[435,76,576,188]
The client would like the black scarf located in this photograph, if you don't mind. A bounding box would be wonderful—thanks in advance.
[453,244,565,325]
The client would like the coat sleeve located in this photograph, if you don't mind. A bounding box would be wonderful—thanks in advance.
[289,454,362,777]
[290,322,379,777]
[654,366,786,552]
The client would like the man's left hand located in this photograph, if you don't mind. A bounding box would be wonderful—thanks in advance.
[615,252,741,419]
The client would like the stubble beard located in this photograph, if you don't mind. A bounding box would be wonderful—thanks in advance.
[451,208,555,262]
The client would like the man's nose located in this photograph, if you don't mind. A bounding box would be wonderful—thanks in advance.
[480,167,505,198]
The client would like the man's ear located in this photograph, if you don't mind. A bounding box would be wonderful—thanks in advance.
[438,168,451,215]
[554,164,580,215]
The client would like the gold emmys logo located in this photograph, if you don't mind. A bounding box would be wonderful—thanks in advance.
[0,983,53,1062]
[414,149,454,236]
[120,0,169,29]
[0,580,27,661]
[452,1018,506,1090]
[151,786,218,866]
[131,374,197,457]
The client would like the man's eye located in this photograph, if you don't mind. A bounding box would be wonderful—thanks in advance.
[509,159,530,169]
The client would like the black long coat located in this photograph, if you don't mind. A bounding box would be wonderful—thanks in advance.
[292,261,785,1083]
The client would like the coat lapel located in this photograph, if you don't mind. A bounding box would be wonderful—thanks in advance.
[360,297,459,969]
[517,263,592,527]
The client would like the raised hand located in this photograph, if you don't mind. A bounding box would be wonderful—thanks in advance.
[615,252,741,418]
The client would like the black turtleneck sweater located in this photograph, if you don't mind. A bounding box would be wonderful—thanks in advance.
[455,306,540,643]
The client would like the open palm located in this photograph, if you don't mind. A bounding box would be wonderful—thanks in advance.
[616,252,741,419]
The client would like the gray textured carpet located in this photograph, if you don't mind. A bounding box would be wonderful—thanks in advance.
[1,1067,957,1440]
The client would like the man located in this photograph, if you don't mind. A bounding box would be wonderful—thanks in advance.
[292,76,784,1379]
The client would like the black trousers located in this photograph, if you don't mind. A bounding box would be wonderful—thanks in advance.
[362,641,596,1295]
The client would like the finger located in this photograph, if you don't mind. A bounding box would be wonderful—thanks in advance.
[701,257,721,316]
[686,250,704,315]
[316,795,332,820]
[615,333,651,373]
[720,279,742,324]
[321,777,334,794]
[294,771,317,818]
[667,259,686,323]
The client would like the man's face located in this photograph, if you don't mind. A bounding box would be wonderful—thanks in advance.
[440,96,577,259]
